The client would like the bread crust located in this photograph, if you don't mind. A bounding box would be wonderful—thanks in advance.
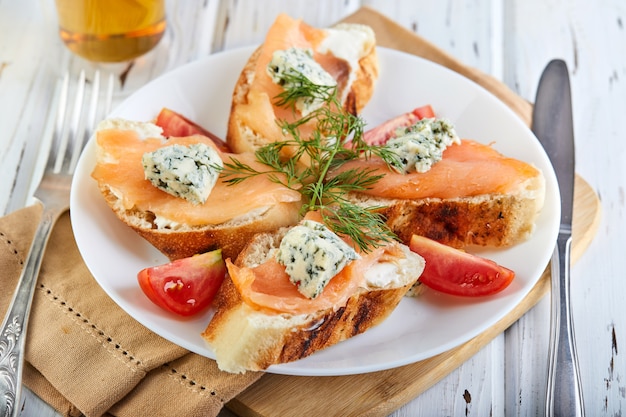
[201,230,424,373]
[203,276,410,373]
[350,47,378,114]
[226,47,262,154]
[98,185,301,261]
[384,194,538,248]
[347,173,546,249]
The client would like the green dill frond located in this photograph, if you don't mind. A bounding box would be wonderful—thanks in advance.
[319,203,397,252]
[218,157,264,185]
[325,167,386,193]
[368,144,405,172]
[273,71,336,111]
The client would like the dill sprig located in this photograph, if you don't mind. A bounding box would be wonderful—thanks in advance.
[220,71,401,252]
[272,70,337,114]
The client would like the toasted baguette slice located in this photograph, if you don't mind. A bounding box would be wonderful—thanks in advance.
[91,119,302,261]
[98,186,301,261]
[346,171,545,249]
[202,227,425,374]
[227,14,379,154]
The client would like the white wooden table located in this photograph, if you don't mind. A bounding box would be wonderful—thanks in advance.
[0,0,621,415]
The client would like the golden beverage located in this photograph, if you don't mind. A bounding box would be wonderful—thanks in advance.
[54,0,166,62]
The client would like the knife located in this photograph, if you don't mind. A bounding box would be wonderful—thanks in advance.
[532,59,585,417]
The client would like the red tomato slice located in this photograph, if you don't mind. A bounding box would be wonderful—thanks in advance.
[137,249,227,316]
[409,235,515,297]
[411,104,435,119]
[154,107,231,152]
[362,105,436,146]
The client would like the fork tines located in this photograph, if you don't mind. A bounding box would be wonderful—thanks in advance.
[48,69,114,175]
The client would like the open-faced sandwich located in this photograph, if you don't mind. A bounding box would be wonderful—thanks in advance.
[91,118,302,261]
[227,13,378,154]
[202,213,425,373]
[336,105,546,249]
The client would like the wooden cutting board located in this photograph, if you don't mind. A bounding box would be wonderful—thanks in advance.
[225,8,603,417]
[226,176,600,417]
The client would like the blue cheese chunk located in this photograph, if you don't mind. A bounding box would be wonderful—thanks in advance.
[276,220,360,299]
[142,143,223,205]
[266,47,337,116]
[386,118,460,174]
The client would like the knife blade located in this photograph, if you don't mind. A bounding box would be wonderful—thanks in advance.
[531,59,585,417]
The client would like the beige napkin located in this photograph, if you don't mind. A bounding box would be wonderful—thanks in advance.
[0,7,534,417]
[0,206,261,417]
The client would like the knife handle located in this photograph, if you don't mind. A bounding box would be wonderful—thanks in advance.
[546,232,585,417]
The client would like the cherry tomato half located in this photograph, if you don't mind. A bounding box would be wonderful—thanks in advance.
[409,234,515,297]
[363,104,436,145]
[154,107,230,152]
[137,249,226,316]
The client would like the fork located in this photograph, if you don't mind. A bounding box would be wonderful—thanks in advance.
[0,68,113,417]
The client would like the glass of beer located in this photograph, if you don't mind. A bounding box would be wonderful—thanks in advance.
[54,0,167,63]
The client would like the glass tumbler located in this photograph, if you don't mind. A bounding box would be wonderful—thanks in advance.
[54,0,167,62]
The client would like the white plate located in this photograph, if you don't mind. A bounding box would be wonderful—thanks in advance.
[70,46,560,376]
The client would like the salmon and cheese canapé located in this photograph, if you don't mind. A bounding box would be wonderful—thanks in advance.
[332,111,546,249]
[228,13,377,152]
[225,212,422,316]
[226,244,407,315]
[334,138,542,200]
[334,108,543,201]
[91,123,302,227]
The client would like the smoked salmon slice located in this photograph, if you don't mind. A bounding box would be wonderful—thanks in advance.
[91,128,301,226]
[332,139,541,200]
[227,238,406,316]
[234,14,355,143]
